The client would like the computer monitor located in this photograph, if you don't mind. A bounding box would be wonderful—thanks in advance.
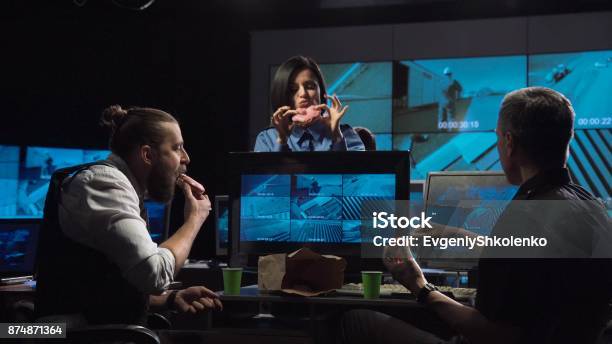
[0,219,40,277]
[18,146,110,218]
[421,171,518,270]
[0,145,20,219]
[229,151,410,258]
[214,195,229,256]
[143,200,170,244]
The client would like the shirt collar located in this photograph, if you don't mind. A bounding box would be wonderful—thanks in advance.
[106,153,146,204]
[515,167,572,199]
[289,118,327,143]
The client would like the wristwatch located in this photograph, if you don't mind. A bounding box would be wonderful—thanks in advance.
[416,283,438,304]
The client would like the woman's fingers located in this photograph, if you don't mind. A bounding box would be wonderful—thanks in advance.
[314,104,328,112]
[282,109,298,119]
[339,105,349,117]
[272,106,290,122]
[325,94,342,109]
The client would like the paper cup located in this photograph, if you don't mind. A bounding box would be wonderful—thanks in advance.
[361,271,383,299]
[222,267,243,295]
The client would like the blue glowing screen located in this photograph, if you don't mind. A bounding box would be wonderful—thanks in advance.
[240,173,395,243]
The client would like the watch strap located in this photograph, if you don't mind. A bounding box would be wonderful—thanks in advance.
[416,283,438,304]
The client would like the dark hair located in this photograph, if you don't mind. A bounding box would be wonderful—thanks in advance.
[270,56,327,114]
[354,127,377,151]
[499,87,574,168]
[100,105,178,159]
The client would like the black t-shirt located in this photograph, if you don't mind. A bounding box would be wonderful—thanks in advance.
[475,168,612,344]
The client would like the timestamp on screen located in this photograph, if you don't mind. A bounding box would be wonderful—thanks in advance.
[437,120,480,130]
[576,117,612,127]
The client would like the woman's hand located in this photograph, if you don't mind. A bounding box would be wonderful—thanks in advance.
[316,94,349,141]
[271,106,298,144]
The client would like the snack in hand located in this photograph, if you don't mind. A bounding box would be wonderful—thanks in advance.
[292,105,320,124]
[178,174,205,196]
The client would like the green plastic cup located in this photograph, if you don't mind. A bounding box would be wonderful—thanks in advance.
[222,267,243,295]
[361,271,383,299]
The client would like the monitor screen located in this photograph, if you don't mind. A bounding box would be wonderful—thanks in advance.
[229,151,410,256]
[0,146,20,219]
[393,131,502,179]
[144,200,169,244]
[0,220,40,274]
[393,55,527,133]
[18,146,110,218]
[425,172,518,236]
[420,172,518,270]
[528,49,612,130]
[215,195,229,256]
[528,50,611,204]
[567,129,611,202]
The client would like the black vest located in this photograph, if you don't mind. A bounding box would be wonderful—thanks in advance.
[35,162,149,325]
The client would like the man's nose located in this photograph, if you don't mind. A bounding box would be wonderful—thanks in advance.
[182,148,190,164]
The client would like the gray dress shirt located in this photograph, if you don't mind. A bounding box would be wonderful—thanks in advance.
[58,154,175,295]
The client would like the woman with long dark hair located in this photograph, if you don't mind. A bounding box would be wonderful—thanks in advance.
[254,56,365,151]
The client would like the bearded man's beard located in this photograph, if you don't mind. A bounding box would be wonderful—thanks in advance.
[147,163,176,204]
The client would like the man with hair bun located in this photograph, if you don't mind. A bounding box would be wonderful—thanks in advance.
[36,105,222,328]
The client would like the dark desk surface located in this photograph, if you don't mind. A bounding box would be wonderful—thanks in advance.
[218,285,422,308]
[0,281,35,293]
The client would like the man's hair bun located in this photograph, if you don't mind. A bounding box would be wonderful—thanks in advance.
[100,105,129,133]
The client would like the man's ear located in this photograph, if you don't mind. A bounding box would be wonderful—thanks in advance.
[504,131,514,157]
[140,145,154,166]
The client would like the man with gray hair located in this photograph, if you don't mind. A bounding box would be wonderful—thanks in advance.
[340,87,611,344]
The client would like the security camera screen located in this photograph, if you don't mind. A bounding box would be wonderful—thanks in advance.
[240,173,395,243]
[18,147,110,218]
[393,55,527,133]
[0,223,39,272]
[394,131,502,180]
[0,146,20,219]
[528,50,612,129]
[525,49,611,203]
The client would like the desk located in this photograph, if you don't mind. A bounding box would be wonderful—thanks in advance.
[0,282,35,322]
[206,285,454,344]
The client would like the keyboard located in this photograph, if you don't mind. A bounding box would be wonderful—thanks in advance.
[336,283,411,297]
[336,283,477,300]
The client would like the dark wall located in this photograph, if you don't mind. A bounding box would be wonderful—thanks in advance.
[3,0,612,258]
[3,1,250,258]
